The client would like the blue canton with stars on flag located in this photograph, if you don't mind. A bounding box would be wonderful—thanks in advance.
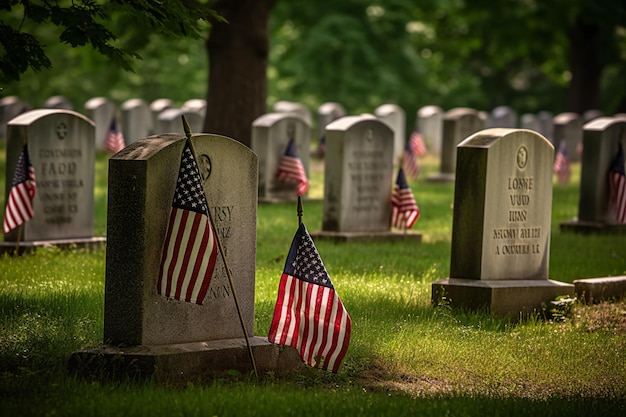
[173,144,210,215]
[283,224,334,289]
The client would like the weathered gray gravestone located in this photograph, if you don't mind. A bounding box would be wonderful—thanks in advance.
[312,114,421,242]
[121,98,152,145]
[149,98,173,134]
[487,105,517,128]
[317,102,346,139]
[156,108,204,135]
[1,96,30,141]
[252,112,310,202]
[553,112,583,162]
[417,105,443,156]
[69,133,301,383]
[427,107,485,182]
[84,97,116,151]
[273,100,312,126]
[521,113,541,133]
[375,104,406,164]
[44,96,73,110]
[560,117,626,233]
[432,128,574,316]
[1,109,105,253]
[537,111,554,142]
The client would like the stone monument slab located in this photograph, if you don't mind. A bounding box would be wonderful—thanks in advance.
[553,112,583,162]
[427,107,484,182]
[2,109,105,253]
[417,105,443,156]
[121,98,152,145]
[560,117,626,233]
[375,103,406,164]
[84,97,116,150]
[313,114,421,242]
[432,128,574,317]
[70,133,302,382]
[252,112,310,202]
[487,105,517,128]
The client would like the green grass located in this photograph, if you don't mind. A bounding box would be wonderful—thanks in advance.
[1,146,625,416]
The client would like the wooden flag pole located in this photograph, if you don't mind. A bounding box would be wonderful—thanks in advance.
[181,116,259,380]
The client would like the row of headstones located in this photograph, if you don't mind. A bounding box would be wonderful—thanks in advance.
[5,94,621,163]
[4,107,624,250]
[0,95,206,149]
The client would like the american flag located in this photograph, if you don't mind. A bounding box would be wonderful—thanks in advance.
[391,168,420,229]
[609,144,626,224]
[157,140,218,305]
[106,118,125,153]
[402,138,420,180]
[3,144,36,234]
[409,129,427,157]
[277,139,309,195]
[553,141,571,186]
[268,223,351,373]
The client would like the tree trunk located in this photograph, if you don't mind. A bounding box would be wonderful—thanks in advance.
[204,0,275,148]
[565,17,604,114]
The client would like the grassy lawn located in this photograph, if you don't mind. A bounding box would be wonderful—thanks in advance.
[1,145,625,417]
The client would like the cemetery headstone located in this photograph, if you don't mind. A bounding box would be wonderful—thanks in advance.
[317,102,346,140]
[44,96,73,110]
[149,98,173,133]
[273,100,312,126]
[560,117,626,233]
[427,107,484,182]
[312,114,421,242]
[1,96,30,141]
[1,109,105,253]
[487,105,517,128]
[432,128,574,316]
[84,97,116,150]
[251,112,310,202]
[521,113,541,133]
[156,108,203,135]
[553,112,583,162]
[583,109,604,123]
[417,105,443,156]
[121,98,152,145]
[537,111,554,142]
[70,133,302,382]
[182,99,207,118]
[375,104,406,164]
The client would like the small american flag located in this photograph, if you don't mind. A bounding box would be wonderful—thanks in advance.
[268,223,351,373]
[553,141,571,186]
[609,144,626,224]
[391,168,420,229]
[157,140,218,305]
[106,118,125,153]
[402,138,420,180]
[3,144,36,234]
[277,139,309,195]
[409,129,427,157]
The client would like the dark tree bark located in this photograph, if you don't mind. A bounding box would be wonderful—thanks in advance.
[204,0,275,147]
[565,17,604,114]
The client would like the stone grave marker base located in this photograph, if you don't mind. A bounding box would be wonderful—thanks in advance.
[425,173,455,183]
[0,237,106,255]
[311,230,422,243]
[432,278,574,317]
[559,219,626,234]
[573,276,626,304]
[69,336,305,385]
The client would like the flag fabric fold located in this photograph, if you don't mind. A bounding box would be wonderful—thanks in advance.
[157,140,218,305]
[609,144,626,224]
[391,168,420,229]
[402,138,421,180]
[3,144,36,234]
[276,139,309,195]
[268,222,351,373]
[106,118,126,153]
[553,141,571,186]
[409,129,427,157]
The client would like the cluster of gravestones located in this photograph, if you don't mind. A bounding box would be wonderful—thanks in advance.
[1,96,625,384]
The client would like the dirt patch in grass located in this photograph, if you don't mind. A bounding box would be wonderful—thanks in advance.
[572,299,626,335]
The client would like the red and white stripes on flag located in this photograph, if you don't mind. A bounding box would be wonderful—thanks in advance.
[409,129,427,157]
[106,118,125,153]
[609,144,626,224]
[391,168,420,229]
[553,141,571,186]
[157,140,218,304]
[3,144,36,234]
[276,139,309,195]
[268,223,351,373]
